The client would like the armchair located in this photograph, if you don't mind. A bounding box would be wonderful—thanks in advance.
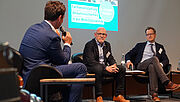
[24,64,65,101]
[128,63,172,99]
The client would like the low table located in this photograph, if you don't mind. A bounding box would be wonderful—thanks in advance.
[126,70,146,75]
[40,78,95,102]
[125,70,147,99]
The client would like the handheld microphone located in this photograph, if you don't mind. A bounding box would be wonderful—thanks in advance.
[59,26,73,45]
[60,26,66,36]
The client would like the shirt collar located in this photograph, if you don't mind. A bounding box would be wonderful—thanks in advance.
[95,39,105,47]
[147,41,155,45]
[44,20,56,32]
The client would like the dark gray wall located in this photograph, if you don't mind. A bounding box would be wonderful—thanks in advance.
[0,0,180,69]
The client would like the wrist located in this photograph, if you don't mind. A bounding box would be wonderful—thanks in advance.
[64,43,71,47]
[126,60,131,63]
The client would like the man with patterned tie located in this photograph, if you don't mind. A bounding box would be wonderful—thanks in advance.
[125,27,180,102]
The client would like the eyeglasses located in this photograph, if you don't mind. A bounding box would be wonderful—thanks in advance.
[96,33,107,36]
[146,33,155,36]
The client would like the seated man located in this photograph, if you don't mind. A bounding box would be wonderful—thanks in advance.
[83,27,129,102]
[19,1,87,102]
[125,27,180,102]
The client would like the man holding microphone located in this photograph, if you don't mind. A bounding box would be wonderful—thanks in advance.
[19,1,87,102]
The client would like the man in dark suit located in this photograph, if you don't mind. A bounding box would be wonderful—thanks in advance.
[19,1,87,102]
[83,27,129,102]
[125,27,180,101]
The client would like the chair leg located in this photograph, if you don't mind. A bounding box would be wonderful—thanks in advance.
[93,86,95,99]
[45,84,48,102]
[112,81,114,99]
[40,83,43,101]
[147,83,151,99]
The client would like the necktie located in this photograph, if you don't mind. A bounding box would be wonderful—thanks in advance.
[150,44,155,56]
[55,29,60,36]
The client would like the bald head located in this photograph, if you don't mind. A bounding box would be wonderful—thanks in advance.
[94,27,107,44]
[96,27,106,33]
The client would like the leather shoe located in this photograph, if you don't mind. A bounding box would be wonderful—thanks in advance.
[165,81,180,91]
[113,95,130,102]
[152,93,160,102]
[96,96,103,102]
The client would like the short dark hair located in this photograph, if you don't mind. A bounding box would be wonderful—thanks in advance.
[44,1,66,21]
[145,27,156,34]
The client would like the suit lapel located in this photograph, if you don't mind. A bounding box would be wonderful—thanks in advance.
[92,39,99,59]
[155,42,160,56]
[103,43,108,58]
[141,42,147,55]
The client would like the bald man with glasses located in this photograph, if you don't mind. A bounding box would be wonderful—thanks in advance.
[83,27,129,102]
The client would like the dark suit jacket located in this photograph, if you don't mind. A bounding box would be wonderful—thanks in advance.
[83,38,116,69]
[125,42,169,68]
[19,21,71,84]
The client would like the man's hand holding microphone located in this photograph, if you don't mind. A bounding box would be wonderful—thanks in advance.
[60,26,73,45]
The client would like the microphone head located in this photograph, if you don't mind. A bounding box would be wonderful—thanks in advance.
[59,26,73,45]
[60,26,65,33]
[59,26,66,36]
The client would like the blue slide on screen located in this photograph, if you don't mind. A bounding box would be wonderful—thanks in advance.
[68,0,118,31]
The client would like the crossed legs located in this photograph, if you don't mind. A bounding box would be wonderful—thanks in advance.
[137,56,169,95]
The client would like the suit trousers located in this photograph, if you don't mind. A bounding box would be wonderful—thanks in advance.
[56,63,87,102]
[87,64,126,97]
[137,56,169,95]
